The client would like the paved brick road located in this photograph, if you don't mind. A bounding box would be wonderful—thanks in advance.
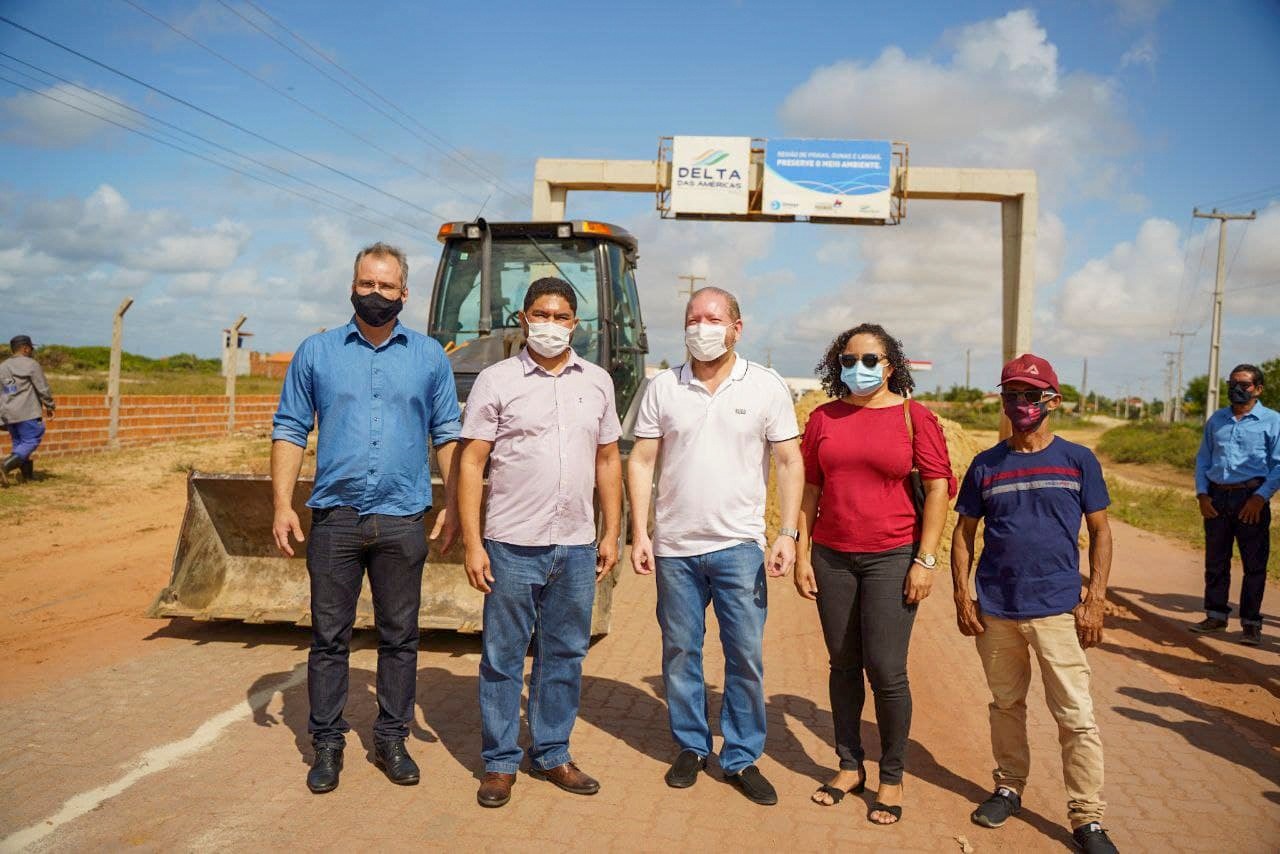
[2,547,1277,852]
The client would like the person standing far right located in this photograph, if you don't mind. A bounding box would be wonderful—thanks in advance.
[1190,363,1279,646]
[951,354,1119,854]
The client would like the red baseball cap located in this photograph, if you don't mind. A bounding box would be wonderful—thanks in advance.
[1000,353,1058,390]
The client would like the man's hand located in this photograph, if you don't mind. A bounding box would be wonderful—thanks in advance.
[904,563,933,604]
[464,543,494,594]
[1073,591,1105,649]
[793,561,818,601]
[596,535,619,582]
[1197,494,1219,519]
[766,535,796,578]
[631,534,655,576]
[1239,494,1267,525]
[955,597,985,636]
[272,506,304,557]
[43,407,54,422]
[429,507,459,554]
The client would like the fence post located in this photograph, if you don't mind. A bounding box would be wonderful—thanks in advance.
[226,314,246,434]
[107,297,133,448]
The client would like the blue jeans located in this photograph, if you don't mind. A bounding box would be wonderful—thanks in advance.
[6,418,45,459]
[479,540,597,774]
[305,506,428,747]
[655,542,767,775]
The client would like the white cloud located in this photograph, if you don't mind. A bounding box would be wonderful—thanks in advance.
[0,83,139,149]
[1120,34,1157,70]
[1111,0,1169,26]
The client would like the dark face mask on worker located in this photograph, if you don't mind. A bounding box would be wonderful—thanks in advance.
[350,291,403,327]
[1227,383,1255,405]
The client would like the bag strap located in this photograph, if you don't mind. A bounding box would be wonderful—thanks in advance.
[902,398,914,442]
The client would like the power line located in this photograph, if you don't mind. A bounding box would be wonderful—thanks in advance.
[1203,182,1280,209]
[0,72,432,244]
[118,0,488,210]
[0,13,452,224]
[0,51,438,240]
[217,0,530,208]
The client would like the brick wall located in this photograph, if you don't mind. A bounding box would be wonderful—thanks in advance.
[18,395,279,457]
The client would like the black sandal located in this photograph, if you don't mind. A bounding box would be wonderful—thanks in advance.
[811,764,865,806]
[867,802,903,824]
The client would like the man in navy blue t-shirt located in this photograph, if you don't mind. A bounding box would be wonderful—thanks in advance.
[951,354,1119,854]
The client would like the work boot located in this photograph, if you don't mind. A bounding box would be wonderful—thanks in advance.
[373,739,420,785]
[0,454,20,487]
[307,744,343,794]
[476,771,516,808]
[19,459,33,482]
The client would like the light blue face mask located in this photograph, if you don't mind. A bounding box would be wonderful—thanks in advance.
[841,362,885,395]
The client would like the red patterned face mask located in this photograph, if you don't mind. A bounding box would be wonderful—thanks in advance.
[1002,397,1051,432]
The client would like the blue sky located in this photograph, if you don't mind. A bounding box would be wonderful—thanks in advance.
[1,0,1278,398]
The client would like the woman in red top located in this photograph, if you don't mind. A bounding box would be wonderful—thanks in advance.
[795,323,956,825]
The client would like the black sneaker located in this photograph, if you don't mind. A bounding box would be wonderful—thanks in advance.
[307,744,343,794]
[1240,625,1262,647]
[971,786,1021,828]
[726,764,777,805]
[373,738,420,785]
[1189,617,1228,634]
[664,749,707,788]
[1073,821,1119,853]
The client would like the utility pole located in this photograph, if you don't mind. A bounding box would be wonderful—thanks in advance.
[226,315,246,434]
[965,348,971,389]
[1170,331,1194,422]
[1162,351,1177,423]
[107,297,133,449]
[676,273,706,302]
[1194,208,1257,419]
[1080,357,1088,415]
[765,347,772,369]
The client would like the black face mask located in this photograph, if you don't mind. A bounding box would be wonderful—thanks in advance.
[351,291,403,327]
[1227,383,1255,405]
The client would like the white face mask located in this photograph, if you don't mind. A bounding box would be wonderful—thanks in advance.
[685,322,730,362]
[525,321,573,357]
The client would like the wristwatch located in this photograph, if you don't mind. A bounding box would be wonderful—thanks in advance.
[914,553,938,570]
[780,526,800,541]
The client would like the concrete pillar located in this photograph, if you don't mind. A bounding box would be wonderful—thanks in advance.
[1001,190,1037,363]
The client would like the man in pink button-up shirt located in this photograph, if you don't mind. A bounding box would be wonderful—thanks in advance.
[457,277,623,809]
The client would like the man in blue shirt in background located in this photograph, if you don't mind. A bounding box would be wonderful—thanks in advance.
[271,242,462,794]
[1191,363,1279,646]
[951,354,1118,854]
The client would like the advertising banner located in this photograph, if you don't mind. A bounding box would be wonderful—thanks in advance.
[670,136,751,215]
[763,139,892,219]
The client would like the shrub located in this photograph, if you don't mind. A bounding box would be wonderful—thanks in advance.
[1096,422,1201,471]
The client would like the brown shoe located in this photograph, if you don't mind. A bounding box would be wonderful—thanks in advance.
[534,761,600,795]
[477,772,515,808]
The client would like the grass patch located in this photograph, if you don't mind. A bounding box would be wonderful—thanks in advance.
[1106,477,1279,580]
[1097,422,1200,471]
[52,372,284,396]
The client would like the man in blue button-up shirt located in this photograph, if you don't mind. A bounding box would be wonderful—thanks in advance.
[270,241,462,794]
[1191,363,1279,646]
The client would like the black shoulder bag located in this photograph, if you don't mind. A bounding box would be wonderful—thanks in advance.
[903,399,926,516]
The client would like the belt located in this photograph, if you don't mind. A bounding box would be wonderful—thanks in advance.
[1209,478,1263,492]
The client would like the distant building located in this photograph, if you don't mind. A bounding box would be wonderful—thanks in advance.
[221,328,253,376]
[250,351,293,380]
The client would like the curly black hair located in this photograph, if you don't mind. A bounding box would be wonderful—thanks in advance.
[815,323,915,399]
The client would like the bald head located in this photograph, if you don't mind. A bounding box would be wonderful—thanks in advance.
[685,286,740,324]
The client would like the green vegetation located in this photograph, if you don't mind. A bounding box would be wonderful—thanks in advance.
[30,344,283,396]
[36,345,221,374]
[1106,477,1279,581]
[1182,354,1279,418]
[1096,421,1202,471]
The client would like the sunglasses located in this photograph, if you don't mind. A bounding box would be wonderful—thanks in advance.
[839,353,886,370]
[1229,381,1255,390]
[1001,389,1056,404]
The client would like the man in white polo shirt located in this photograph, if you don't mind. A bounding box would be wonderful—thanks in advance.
[627,286,804,805]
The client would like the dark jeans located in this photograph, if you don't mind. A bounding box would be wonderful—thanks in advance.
[306,506,428,747]
[1204,485,1271,627]
[811,542,917,785]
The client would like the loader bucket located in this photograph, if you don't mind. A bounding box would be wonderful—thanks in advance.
[148,472,618,635]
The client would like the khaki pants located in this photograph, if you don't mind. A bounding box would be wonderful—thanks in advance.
[974,612,1105,827]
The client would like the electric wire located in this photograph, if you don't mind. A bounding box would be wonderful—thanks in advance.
[118,0,488,210]
[0,51,439,240]
[0,14,452,224]
[216,0,530,207]
[0,72,433,245]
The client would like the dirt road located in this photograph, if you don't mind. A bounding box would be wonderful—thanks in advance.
[1,438,1276,852]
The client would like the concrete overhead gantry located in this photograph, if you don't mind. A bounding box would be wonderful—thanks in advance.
[532,158,1038,368]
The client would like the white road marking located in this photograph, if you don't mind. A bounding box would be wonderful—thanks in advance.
[1,664,306,853]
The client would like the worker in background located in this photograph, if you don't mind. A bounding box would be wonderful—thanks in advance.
[951,353,1119,854]
[458,277,623,809]
[270,242,463,795]
[1190,363,1279,647]
[627,286,805,806]
[0,334,56,487]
